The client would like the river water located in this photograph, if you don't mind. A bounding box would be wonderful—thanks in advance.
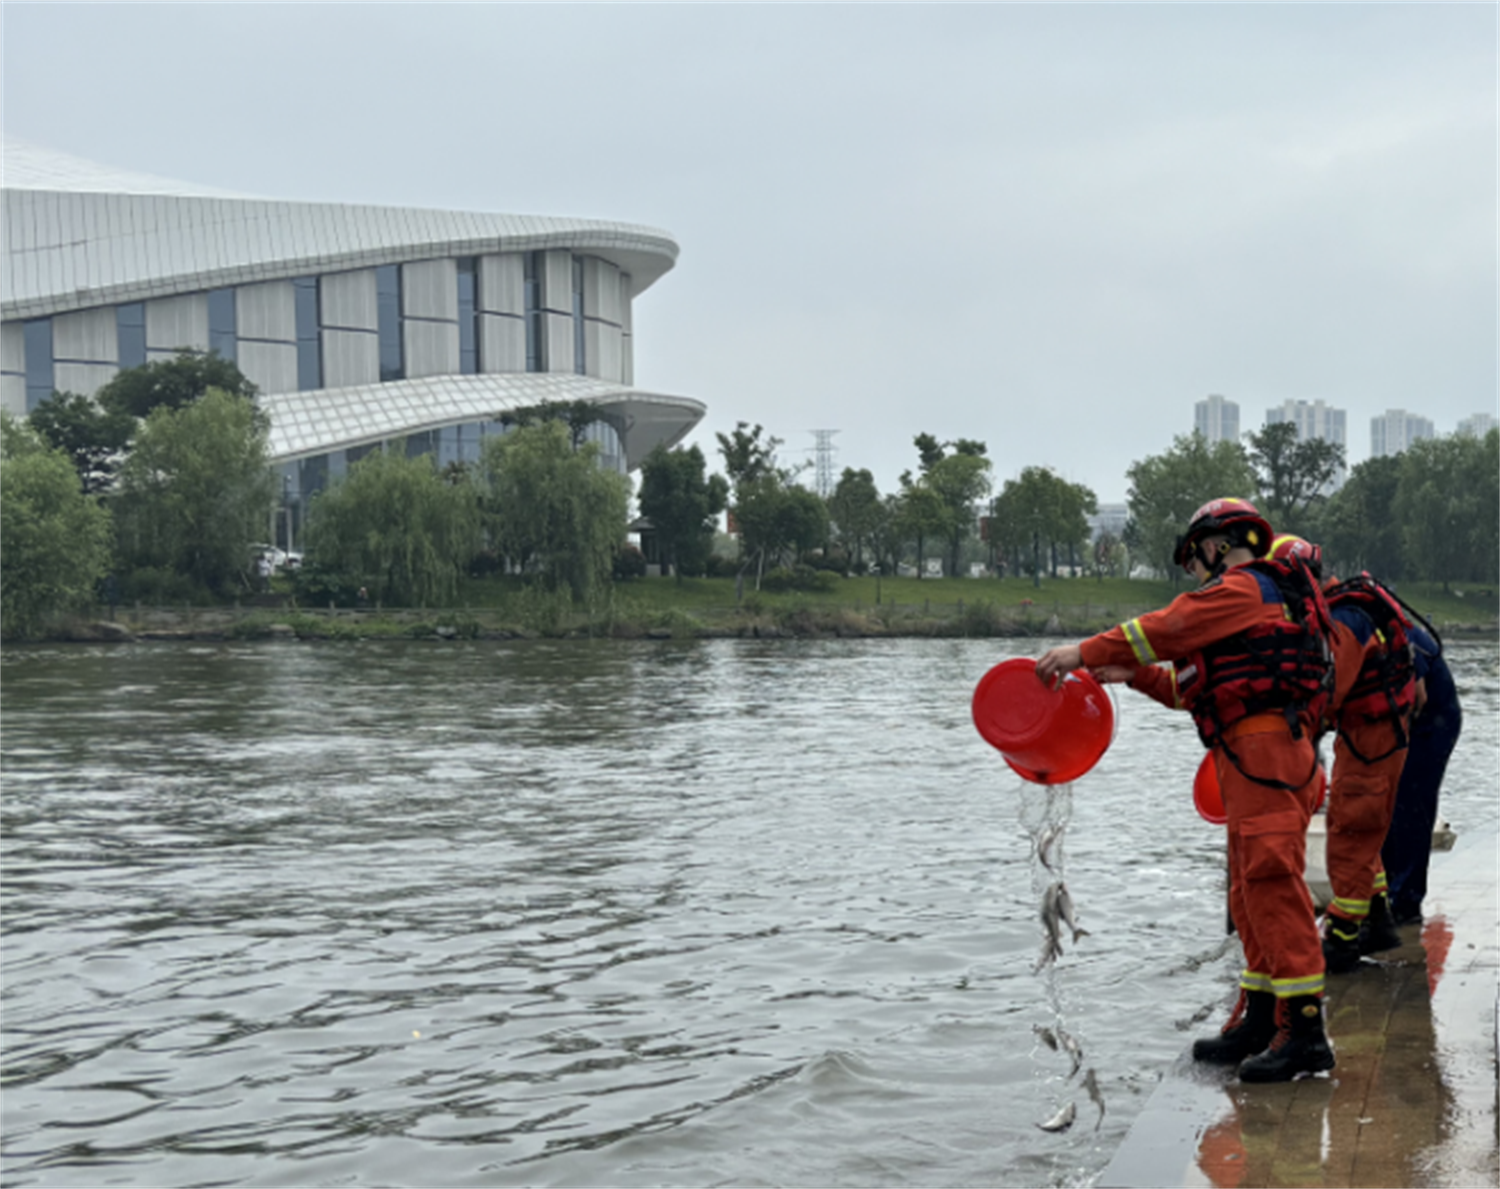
[2,637,1495,1188]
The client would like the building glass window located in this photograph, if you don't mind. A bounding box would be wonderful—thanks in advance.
[117,303,147,370]
[457,258,478,375]
[208,288,237,362]
[294,277,322,391]
[377,265,404,381]
[572,256,586,376]
[524,252,545,373]
[23,318,54,411]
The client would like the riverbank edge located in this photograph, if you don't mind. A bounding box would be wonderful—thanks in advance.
[22,606,1500,646]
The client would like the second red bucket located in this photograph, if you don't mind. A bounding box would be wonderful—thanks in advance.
[1193,751,1327,824]
[971,657,1115,785]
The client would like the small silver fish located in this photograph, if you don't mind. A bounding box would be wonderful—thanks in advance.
[1036,1101,1076,1132]
[1034,1024,1058,1051]
[1036,823,1064,872]
[1056,1027,1083,1077]
[1082,1067,1106,1130]
[1034,931,1064,972]
[1054,881,1089,944]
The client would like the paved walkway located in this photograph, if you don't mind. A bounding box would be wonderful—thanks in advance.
[1098,829,1499,1188]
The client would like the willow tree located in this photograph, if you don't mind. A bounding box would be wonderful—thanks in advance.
[479,420,629,602]
[302,446,482,606]
[0,414,113,639]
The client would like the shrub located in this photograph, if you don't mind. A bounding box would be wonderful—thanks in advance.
[613,543,647,581]
[761,565,839,593]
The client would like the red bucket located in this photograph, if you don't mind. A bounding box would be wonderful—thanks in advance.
[971,657,1115,784]
[1192,751,1327,824]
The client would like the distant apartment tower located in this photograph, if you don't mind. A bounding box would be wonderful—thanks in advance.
[1194,394,1240,444]
[1265,399,1347,490]
[1456,412,1499,438]
[1087,503,1129,542]
[1370,410,1435,457]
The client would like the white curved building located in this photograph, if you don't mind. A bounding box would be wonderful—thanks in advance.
[1,139,705,532]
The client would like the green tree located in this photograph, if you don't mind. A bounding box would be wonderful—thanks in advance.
[906,435,992,577]
[498,399,608,450]
[827,467,883,568]
[894,482,951,577]
[0,414,113,638]
[1245,421,1345,536]
[1468,428,1500,583]
[1394,430,1500,588]
[480,420,629,602]
[303,445,482,606]
[96,350,257,420]
[27,391,136,494]
[990,467,1096,580]
[715,422,815,586]
[111,389,276,595]
[716,422,785,492]
[1319,455,1404,579]
[1125,432,1259,581]
[637,443,729,581]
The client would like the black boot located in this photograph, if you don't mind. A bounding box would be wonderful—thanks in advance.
[1359,893,1403,955]
[1322,914,1363,974]
[1192,989,1277,1064]
[1238,995,1335,1082]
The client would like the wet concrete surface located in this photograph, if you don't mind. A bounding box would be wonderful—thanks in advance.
[1098,829,1499,1188]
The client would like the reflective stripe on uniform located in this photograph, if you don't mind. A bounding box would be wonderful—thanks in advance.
[1122,617,1157,665]
[1271,973,1325,999]
[1331,895,1371,920]
[1239,970,1274,993]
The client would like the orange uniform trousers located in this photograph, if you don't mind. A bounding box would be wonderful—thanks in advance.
[1218,715,1326,997]
[1326,719,1407,925]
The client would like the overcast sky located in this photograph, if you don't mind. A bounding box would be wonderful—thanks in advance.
[4,3,1496,503]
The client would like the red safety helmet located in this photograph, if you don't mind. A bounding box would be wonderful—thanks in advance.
[1270,534,1324,579]
[1173,498,1273,570]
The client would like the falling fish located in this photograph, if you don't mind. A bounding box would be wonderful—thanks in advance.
[1082,1067,1106,1129]
[1036,823,1064,872]
[1041,881,1090,951]
[1042,880,1089,945]
[1056,1027,1083,1077]
[1036,1101,1076,1133]
[1033,1024,1059,1051]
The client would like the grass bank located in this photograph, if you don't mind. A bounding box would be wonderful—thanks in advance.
[46,574,1499,643]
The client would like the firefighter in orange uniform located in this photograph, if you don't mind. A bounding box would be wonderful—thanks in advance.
[1037,499,1336,1082]
[1270,536,1415,971]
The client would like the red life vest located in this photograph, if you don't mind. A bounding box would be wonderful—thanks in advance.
[1176,558,1336,789]
[1325,572,1417,762]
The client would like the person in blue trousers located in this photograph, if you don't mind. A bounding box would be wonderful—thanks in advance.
[1380,624,1462,925]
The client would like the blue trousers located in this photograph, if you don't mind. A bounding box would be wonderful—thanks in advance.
[1380,693,1462,920]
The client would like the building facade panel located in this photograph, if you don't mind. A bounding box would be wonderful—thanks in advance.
[479,313,526,373]
[145,293,210,354]
[54,361,118,397]
[402,259,458,321]
[582,256,622,325]
[585,319,623,382]
[236,280,297,346]
[479,253,524,316]
[237,339,299,396]
[541,251,573,313]
[53,307,119,365]
[321,328,380,389]
[403,318,460,379]
[1,372,25,417]
[543,311,575,375]
[320,269,378,331]
[0,321,23,376]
